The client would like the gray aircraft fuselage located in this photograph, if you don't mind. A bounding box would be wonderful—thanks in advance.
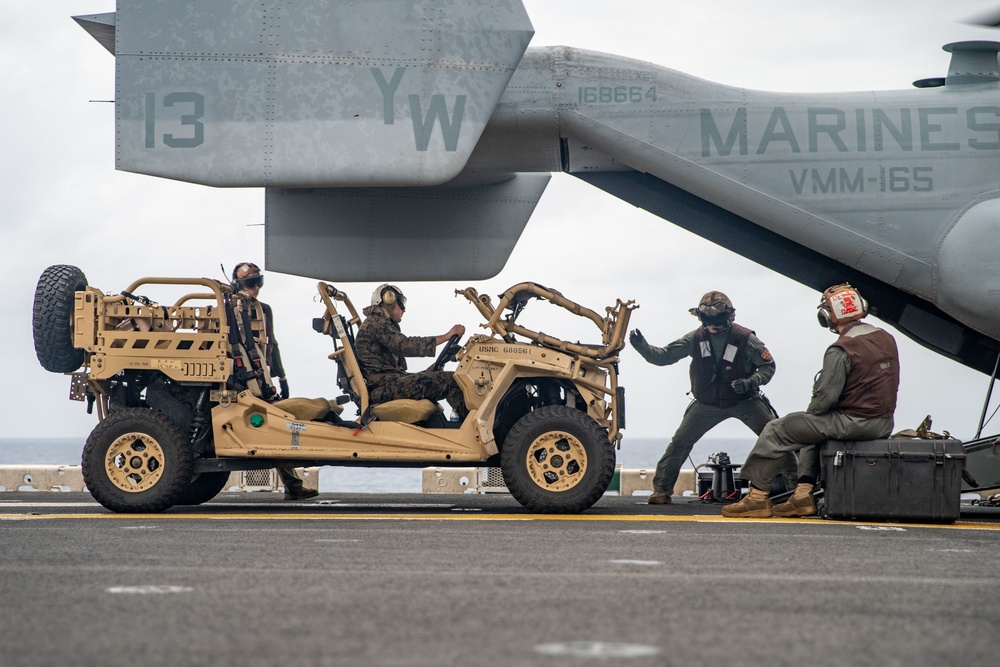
[473,45,1000,374]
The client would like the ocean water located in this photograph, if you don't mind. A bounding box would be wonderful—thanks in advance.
[0,436,755,494]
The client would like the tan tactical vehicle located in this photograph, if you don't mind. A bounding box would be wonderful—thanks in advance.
[32,265,636,514]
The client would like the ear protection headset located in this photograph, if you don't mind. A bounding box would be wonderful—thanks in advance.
[817,283,868,331]
[371,283,406,309]
[231,262,260,281]
[231,262,264,290]
[690,291,735,327]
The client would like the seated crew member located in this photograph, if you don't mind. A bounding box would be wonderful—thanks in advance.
[355,284,468,420]
[722,284,899,518]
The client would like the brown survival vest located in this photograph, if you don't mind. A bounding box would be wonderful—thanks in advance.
[831,322,899,419]
[689,323,755,408]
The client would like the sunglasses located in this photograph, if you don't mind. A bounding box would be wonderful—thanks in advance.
[240,275,264,289]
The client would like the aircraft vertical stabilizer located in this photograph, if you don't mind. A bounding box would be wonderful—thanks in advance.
[104,0,533,187]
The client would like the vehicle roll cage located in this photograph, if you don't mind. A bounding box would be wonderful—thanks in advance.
[314,281,636,424]
[455,282,637,360]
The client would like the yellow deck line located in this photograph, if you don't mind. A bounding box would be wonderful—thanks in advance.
[4,512,1000,531]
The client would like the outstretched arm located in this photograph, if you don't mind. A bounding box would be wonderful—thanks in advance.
[629,329,692,366]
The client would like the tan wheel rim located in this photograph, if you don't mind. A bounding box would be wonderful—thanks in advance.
[524,430,588,491]
[104,432,166,493]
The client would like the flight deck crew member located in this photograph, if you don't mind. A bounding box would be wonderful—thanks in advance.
[355,284,469,421]
[722,283,899,518]
[630,291,786,504]
[232,262,318,501]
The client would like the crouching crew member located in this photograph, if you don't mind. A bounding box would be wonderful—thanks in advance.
[630,291,786,505]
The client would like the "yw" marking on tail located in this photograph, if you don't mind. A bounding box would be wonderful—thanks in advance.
[371,67,466,152]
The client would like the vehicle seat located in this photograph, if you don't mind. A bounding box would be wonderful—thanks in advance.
[370,398,439,424]
[273,397,344,421]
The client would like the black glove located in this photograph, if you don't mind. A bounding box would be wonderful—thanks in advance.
[629,329,646,348]
[731,377,758,395]
[279,378,290,400]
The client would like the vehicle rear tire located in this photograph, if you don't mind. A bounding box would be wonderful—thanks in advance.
[174,471,230,506]
[501,405,615,513]
[82,408,194,513]
[33,264,88,373]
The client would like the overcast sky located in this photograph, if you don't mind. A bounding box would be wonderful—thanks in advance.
[3,1,997,445]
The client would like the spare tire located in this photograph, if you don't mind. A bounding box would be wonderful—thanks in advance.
[33,264,88,373]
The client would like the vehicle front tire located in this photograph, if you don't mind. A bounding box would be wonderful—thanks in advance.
[82,408,194,513]
[174,471,230,506]
[501,405,615,513]
[32,264,88,373]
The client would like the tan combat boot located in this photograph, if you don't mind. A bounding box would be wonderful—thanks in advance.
[647,491,672,505]
[772,483,817,517]
[721,487,772,518]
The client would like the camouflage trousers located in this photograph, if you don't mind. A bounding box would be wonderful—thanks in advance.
[369,371,468,419]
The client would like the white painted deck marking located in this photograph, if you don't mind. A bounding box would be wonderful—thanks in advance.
[108,585,192,595]
[619,529,666,534]
[315,539,360,543]
[535,642,661,658]
[609,559,662,566]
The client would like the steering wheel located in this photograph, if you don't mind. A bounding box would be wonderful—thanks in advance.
[432,334,462,372]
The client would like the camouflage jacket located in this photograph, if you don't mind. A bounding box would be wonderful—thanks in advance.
[355,310,436,382]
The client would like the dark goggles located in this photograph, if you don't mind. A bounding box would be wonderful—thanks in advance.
[698,310,731,327]
[239,275,264,289]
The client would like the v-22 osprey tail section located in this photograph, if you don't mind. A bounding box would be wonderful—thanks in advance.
[74,2,1000,381]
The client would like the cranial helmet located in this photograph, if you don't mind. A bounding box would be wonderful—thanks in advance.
[371,283,406,310]
[689,291,735,327]
[231,262,263,289]
[817,283,868,331]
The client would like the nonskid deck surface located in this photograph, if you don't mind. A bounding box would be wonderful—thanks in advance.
[4,493,999,667]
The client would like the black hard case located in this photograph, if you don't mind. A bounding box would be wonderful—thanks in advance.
[820,439,965,523]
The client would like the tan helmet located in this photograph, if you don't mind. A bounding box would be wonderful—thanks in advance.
[817,283,867,331]
[689,291,735,327]
[370,283,406,310]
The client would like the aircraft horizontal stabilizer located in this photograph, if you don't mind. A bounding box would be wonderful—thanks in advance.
[103,0,533,187]
[72,13,115,55]
[264,174,550,281]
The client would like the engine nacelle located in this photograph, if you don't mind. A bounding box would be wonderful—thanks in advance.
[938,197,1000,341]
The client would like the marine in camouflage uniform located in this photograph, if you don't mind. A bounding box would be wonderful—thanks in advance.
[630,291,795,504]
[355,284,468,420]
